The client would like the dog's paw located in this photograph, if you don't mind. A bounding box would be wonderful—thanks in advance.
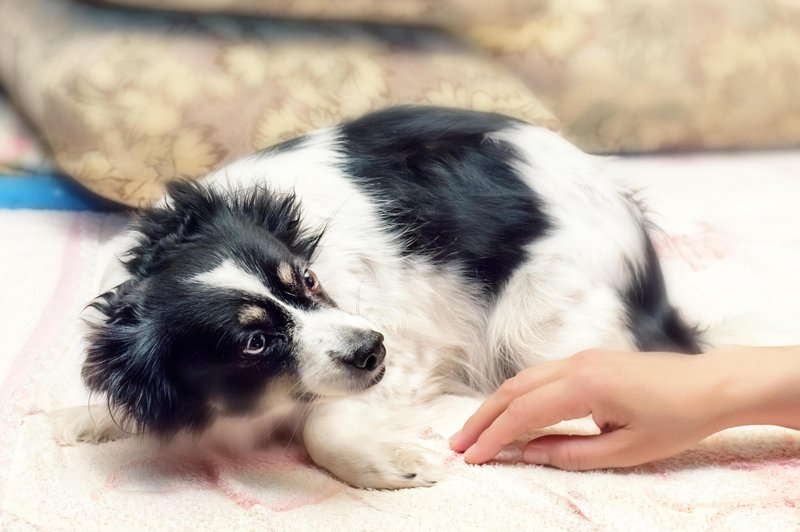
[325,442,444,490]
[303,399,446,489]
[50,406,130,446]
[384,444,444,488]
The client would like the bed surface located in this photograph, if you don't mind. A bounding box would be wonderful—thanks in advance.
[1,151,799,530]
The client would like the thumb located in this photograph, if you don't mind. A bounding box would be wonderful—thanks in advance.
[523,431,636,471]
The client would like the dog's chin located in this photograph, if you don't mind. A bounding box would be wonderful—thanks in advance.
[307,364,387,399]
[366,364,387,387]
[341,363,387,394]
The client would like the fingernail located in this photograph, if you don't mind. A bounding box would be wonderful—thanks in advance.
[524,446,550,465]
[463,445,479,463]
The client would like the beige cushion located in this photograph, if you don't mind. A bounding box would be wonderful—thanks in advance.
[469,0,800,152]
[0,0,557,206]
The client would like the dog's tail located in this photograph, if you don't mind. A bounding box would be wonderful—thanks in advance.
[629,234,800,352]
[625,236,701,354]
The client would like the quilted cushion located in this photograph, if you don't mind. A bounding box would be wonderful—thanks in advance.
[468,0,800,152]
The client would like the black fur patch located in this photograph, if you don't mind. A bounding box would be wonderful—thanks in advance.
[339,106,551,294]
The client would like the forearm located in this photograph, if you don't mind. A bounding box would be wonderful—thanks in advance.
[706,345,800,431]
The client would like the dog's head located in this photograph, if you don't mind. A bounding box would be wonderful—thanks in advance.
[83,181,385,435]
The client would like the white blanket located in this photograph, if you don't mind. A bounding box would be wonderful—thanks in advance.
[2,151,799,530]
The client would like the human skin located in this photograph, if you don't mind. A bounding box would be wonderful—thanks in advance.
[449,345,800,470]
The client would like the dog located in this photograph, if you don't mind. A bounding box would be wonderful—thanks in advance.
[65,107,698,489]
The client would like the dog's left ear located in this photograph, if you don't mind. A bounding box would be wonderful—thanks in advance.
[82,278,189,434]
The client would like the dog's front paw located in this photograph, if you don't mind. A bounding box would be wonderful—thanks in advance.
[303,399,446,489]
[382,444,444,488]
[51,405,131,446]
[313,441,444,490]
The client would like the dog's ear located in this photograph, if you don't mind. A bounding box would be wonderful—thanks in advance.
[82,278,184,434]
[125,180,218,278]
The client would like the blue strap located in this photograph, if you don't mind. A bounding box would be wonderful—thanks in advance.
[0,175,122,211]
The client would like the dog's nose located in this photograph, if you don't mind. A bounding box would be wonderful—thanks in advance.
[345,331,385,371]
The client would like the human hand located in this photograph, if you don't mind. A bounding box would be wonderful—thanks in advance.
[449,346,799,470]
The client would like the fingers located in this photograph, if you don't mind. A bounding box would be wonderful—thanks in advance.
[449,361,563,452]
[522,432,636,470]
[462,380,591,464]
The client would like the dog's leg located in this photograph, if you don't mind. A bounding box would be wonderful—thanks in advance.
[303,397,445,489]
[51,405,132,446]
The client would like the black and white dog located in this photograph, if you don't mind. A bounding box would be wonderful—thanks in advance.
[67,107,698,489]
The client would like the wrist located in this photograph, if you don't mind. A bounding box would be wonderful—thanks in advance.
[704,345,800,431]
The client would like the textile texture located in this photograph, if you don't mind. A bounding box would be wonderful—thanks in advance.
[2,151,799,530]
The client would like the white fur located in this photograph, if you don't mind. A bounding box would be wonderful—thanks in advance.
[193,260,272,298]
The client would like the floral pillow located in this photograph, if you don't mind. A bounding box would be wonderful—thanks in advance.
[468,0,800,152]
[0,0,557,206]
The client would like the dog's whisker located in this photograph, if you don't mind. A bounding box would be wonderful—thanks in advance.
[284,398,314,450]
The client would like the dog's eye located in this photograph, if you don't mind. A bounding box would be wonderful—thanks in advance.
[303,269,319,293]
[244,333,267,355]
